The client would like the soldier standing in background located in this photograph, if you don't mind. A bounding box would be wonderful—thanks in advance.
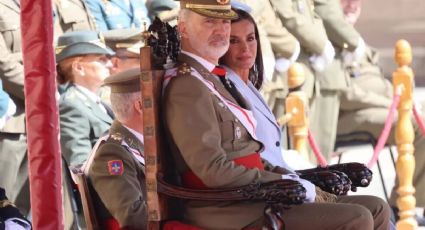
[0,0,31,217]
[85,0,150,31]
[53,0,97,36]
[268,0,337,161]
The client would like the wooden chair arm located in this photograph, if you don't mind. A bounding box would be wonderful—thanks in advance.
[158,176,306,205]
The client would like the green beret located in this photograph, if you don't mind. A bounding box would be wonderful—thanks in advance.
[104,68,141,93]
[56,31,115,63]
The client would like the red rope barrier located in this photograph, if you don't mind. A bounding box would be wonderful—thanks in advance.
[413,104,425,137]
[307,128,328,167]
[367,92,401,168]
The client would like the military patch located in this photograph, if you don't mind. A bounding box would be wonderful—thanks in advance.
[108,160,124,175]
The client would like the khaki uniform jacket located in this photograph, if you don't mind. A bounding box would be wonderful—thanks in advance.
[340,46,392,111]
[313,0,360,51]
[0,0,25,134]
[54,0,97,35]
[163,53,285,229]
[269,0,328,55]
[88,120,147,229]
[59,84,113,165]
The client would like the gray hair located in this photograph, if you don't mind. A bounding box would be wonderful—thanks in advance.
[110,91,140,122]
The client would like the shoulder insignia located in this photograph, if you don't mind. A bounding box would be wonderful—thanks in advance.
[108,160,124,175]
[108,133,123,143]
[177,63,192,76]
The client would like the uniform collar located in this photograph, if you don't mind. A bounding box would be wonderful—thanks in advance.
[75,84,101,104]
[123,124,144,144]
[181,50,215,73]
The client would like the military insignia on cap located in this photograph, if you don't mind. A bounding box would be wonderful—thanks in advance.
[108,160,124,175]
[217,0,229,4]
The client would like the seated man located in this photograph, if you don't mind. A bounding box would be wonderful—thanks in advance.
[99,28,145,105]
[161,0,390,229]
[84,68,146,229]
[338,0,425,225]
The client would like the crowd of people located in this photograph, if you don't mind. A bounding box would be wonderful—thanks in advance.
[0,0,424,229]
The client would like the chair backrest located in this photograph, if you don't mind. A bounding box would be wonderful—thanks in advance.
[140,45,169,229]
[69,166,99,230]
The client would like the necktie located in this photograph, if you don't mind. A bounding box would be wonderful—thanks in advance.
[212,66,246,108]
[100,101,115,119]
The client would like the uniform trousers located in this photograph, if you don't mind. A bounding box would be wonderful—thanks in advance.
[0,133,30,215]
[247,195,391,230]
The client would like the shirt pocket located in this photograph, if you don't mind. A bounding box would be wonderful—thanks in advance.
[0,19,20,53]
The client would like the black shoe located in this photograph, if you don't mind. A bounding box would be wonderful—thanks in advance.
[391,206,425,226]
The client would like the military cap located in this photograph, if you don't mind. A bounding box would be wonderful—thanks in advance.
[56,30,115,63]
[103,68,141,93]
[103,29,145,54]
[176,0,237,20]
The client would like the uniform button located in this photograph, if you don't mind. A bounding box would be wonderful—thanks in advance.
[234,119,239,123]
[275,141,280,147]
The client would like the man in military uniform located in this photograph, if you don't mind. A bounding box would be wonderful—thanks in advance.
[103,28,144,74]
[84,68,147,229]
[53,0,97,36]
[268,0,340,160]
[97,28,145,105]
[162,0,390,229]
[0,0,30,216]
[85,0,151,31]
[337,0,425,225]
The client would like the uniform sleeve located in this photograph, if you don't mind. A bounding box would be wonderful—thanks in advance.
[269,0,328,55]
[85,0,108,31]
[313,0,360,51]
[59,100,92,165]
[340,82,392,111]
[261,0,299,58]
[0,34,24,100]
[89,143,147,228]
[164,76,282,189]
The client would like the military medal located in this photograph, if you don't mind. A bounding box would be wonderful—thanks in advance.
[235,126,241,139]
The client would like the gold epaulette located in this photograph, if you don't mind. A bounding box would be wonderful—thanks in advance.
[177,62,192,76]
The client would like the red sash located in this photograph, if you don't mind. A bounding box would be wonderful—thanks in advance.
[182,153,264,189]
